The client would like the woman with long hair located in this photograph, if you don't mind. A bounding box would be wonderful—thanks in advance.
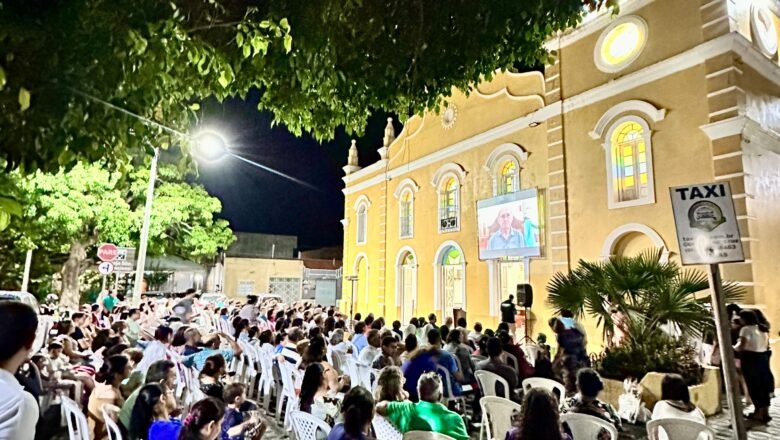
[327,387,374,440]
[374,366,407,403]
[199,354,226,401]
[88,354,131,439]
[178,398,225,440]
[300,336,348,392]
[506,388,571,440]
[129,383,181,440]
[735,309,773,423]
[651,374,705,423]
[299,363,339,427]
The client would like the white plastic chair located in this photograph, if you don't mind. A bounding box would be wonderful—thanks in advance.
[646,418,715,440]
[277,359,300,430]
[480,396,521,440]
[475,370,510,399]
[354,361,374,389]
[503,352,519,372]
[403,431,456,440]
[522,377,566,405]
[436,365,466,411]
[372,415,403,440]
[560,413,618,440]
[61,395,90,440]
[256,345,276,410]
[101,404,123,440]
[289,410,332,440]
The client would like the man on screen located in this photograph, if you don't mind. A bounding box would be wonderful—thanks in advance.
[488,207,525,250]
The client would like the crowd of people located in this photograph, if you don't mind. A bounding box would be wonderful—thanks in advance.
[0,289,773,440]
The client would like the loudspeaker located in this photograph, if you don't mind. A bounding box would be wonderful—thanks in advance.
[516,284,533,308]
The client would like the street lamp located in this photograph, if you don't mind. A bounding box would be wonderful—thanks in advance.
[132,131,229,305]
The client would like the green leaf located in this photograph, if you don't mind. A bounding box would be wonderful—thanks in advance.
[0,211,9,231]
[217,70,230,88]
[18,87,31,111]
[0,196,22,217]
[283,34,293,53]
[189,102,200,111]
[0,65,6,91]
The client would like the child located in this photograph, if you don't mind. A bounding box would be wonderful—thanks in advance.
[220,383,266,440]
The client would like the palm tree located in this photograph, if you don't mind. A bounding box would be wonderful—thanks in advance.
[547,249,743,344]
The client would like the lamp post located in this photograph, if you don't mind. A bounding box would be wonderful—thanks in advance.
[132,147,159,305]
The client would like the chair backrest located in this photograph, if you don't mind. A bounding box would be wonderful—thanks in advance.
[101,404,123,440]
[278,359,298,397]
[372,415,403,440]
[560,413,618,440]
[475,370,510,399]
[61,395,90,440]
[330,349,347,375]
[344,356,359,382]
[522,377,566,403]
[403,431,456,440]
[521,344,539,365]
[503,352,519,371]
[480,396,522,440]
[436,364,457,398]
[289,410,332,440]
[354,361,373,389]
[646,418,715,440]
[370,368,382,392]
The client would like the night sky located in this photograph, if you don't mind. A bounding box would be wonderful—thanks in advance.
[197,90,402,250]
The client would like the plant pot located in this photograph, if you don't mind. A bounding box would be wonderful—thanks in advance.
[599,367,722,417]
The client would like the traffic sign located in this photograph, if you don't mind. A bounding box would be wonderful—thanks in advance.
[98,261,115,275]
[670,182,744,265]
[97,243,119,262]
[113,247,136,272]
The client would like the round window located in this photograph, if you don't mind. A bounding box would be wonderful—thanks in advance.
[595,16,648,73]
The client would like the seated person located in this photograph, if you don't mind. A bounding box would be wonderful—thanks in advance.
[221,383,266,440]
[651,373,705,424]
[377,372,469,440]
[374,366,408,402]
[506,388,572,440]
[373,336,401,369]
[401,329,463,400]
[564,368,623,439]
[475,337,521,403]
[327,387,374,440]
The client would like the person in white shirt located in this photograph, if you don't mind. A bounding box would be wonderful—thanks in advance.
[734,309,773,423]
[651,374,705,424]
[135,326,173,373]
[467,322,483,343]
[0,302,40,440]
[358,329,381,366]
[238,295,259,325]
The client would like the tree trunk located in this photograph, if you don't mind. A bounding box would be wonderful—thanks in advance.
[60,241,87,309]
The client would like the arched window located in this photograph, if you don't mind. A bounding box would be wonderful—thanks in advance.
[610,120,650,203]
[399,190,413,239]
[356,203,367,245]
[439,177,460,232]
[498,160,519,195]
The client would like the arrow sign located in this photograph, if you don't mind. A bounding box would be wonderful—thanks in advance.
[98,261,115,275]
[97,243,119,262]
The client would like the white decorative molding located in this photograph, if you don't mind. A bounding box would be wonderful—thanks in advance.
[483,143,530,171]
[430,162,467,188]
[351,253,370,304]
[352,194,372,211]
[393,178,421,199]
[589,100,666,140]
[593,16,649,74]
[393,246,418,308]
[600,223,669,262]
[700,116,748,140]
[340,218,349,228]
[432,240,466,314]
[441,103,459,129]
[342,159,387,184]
[751,2,779,58]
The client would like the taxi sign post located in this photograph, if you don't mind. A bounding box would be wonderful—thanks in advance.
[670,182,745,440]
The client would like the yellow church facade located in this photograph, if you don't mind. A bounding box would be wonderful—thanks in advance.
[341,0,780,351]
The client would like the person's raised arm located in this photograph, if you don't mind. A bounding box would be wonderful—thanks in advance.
[219,332,243,357]
[376,401,389,416]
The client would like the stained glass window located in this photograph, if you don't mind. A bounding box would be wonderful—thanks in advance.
[439,177,459,231]
[498,160,519,195]
[399,191,413,238]
[611,121,649,202]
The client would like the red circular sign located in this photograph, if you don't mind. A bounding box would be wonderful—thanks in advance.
[97,243,119,262]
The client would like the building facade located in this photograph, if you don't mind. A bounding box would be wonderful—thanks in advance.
[341,0,780,356]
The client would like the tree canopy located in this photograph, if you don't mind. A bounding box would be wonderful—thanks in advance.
[0,0,609,173]
[0,159,234,305]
